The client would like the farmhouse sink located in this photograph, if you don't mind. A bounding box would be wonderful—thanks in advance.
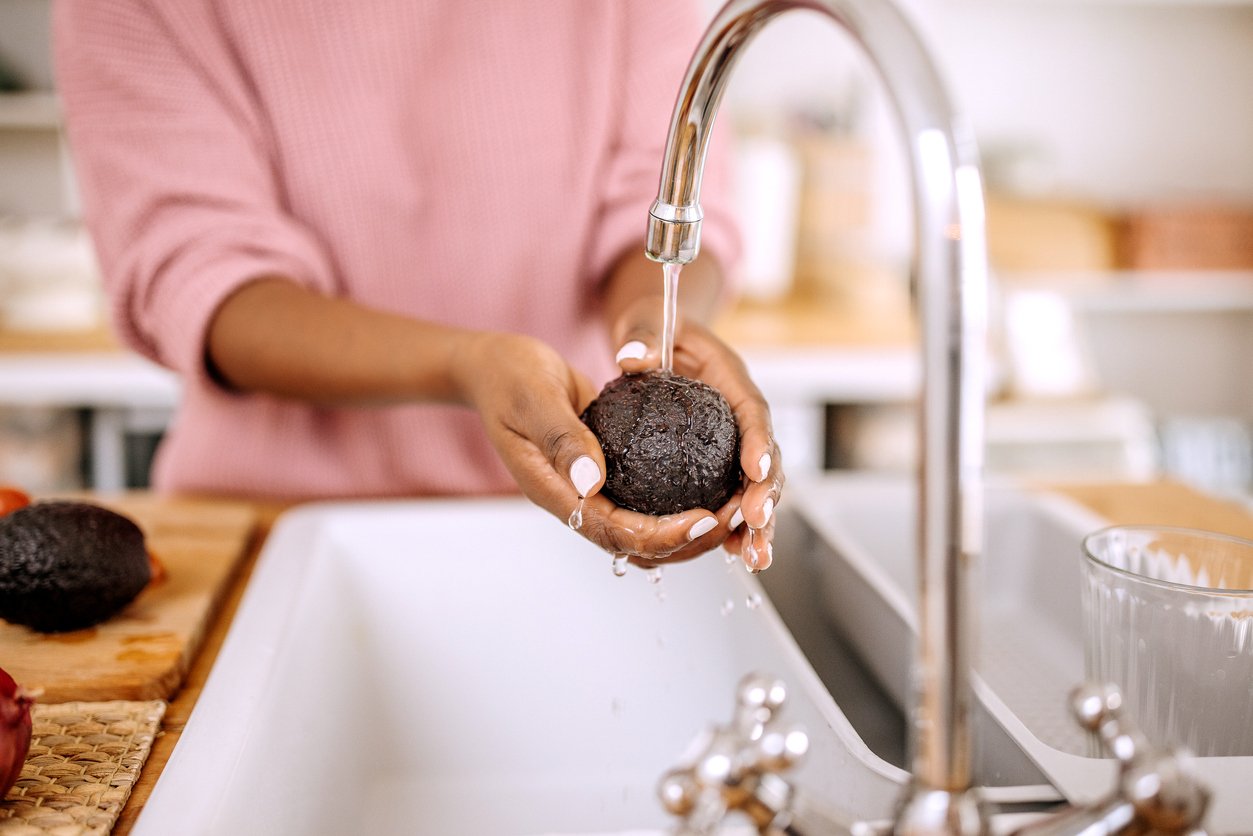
[132,497,908,836]
[133,476,1251,834]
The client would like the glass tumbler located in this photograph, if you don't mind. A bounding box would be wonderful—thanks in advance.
[1081,525,1253,756]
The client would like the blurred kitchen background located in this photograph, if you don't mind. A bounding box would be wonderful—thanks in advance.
[1,0,1251,499]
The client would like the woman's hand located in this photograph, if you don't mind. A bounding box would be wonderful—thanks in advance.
[610,294,783,573]
[451,331,739,561]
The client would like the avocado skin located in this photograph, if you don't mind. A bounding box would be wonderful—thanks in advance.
[0,502,151,633]
[581,371,742,516]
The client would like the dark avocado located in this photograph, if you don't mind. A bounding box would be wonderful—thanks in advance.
[0,501,151,633]
[580,370,742,516]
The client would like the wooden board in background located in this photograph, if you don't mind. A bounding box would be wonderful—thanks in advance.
[1050,480,1253,540]
[0,494,257,702]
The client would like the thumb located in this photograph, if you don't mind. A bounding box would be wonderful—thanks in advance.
[524,396,607,500]
[613,329,659,375]
[610,295,667,374]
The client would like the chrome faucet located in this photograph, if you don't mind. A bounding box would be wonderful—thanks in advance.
[661,675,1211,835]
[645,0,987,831]
[647,2,1214,834]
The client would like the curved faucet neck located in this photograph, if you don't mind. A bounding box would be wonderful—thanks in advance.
[646,1,988,830]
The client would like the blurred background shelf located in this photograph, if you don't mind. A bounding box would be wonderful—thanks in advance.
[0,91,59,130]
[0,326,179,493]
[1,0,1250,499]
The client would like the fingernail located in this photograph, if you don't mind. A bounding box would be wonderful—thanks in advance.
[615,340,648,364]
[687,516,717,541]
[569,455,600,498]
[744,539,772,574]
[757,453,772,482]
[760,496,774,526]
[729,507,744,530]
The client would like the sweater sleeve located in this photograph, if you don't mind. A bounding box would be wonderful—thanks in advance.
[585,1,743,292]
[53,0,336,382]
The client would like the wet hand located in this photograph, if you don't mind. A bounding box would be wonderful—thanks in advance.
[452,331,738,561]
[611,301,783,573]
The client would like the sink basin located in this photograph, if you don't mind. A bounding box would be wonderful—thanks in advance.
[789,473,1253,833]
[133,498,907,835]
[135,479,1250,833]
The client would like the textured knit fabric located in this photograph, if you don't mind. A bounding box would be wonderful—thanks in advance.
[54,0,740,500]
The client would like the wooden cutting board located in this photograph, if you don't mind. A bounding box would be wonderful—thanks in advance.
[1050,480,1253,540]
[0,494,257,702]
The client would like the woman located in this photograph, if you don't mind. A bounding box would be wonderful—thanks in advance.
[54,0,782,568]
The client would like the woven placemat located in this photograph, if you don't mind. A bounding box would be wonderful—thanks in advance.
[0,700,166,835]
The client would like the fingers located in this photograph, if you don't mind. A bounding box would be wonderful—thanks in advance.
[520,395,608,501]
[654,321,781,573]
[614,335,656,374]
[724,512,776,572]
[724,494,776,569]
[499,421,732,559]
[608,319,785,572]
[739,445,782,529]
[722,435,781,574]
[610,293,667,374]
[466,331,745,563]
[579,494,735,559]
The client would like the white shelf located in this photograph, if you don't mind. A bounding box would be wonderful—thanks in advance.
[0,352,179,409]
[0,92,61,130]
[1068,272,1253,313]
[1001,270,1253,313]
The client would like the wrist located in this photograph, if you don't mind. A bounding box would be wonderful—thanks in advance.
[444,329,489,408]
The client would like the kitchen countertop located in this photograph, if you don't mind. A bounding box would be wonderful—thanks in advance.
[0,326,180,410]
[107,479,1253,834]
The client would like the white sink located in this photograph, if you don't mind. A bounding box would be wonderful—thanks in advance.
[134,498,905,836]
[793,473,1253,833]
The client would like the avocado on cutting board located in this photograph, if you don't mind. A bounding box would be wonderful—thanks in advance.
[0,494,256,702]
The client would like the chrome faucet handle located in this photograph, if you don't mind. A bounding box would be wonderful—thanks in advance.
[1072,683,1210,833]
[658,673,814,834]
[1013,683,1210,835]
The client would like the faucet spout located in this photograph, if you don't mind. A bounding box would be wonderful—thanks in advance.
[647,1,988,831]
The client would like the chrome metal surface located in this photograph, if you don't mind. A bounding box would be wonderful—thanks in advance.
[645,0,988,830]
[1010,684,1211,835]
[659,673,860,836]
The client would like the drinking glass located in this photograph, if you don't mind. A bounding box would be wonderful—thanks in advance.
[1081,525,1253,757]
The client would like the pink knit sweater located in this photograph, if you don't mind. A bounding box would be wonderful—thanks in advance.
[54,1,739,500]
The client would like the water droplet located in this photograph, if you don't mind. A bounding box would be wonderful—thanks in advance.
[743,527,761,574]
[646,567,666,602]
[567,497,585,530]
[746,593,762,610]
[720,598,735,616]
[611,553,628,577]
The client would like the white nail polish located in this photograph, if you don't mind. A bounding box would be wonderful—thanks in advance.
[761,496,774,526]
[615,340,648,363]
[687,516,717,540]
[569,455,600,498]
[729,508,744,530]
[757,453,772,482]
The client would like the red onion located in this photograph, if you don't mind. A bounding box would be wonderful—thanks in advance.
[0,666,33,798]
